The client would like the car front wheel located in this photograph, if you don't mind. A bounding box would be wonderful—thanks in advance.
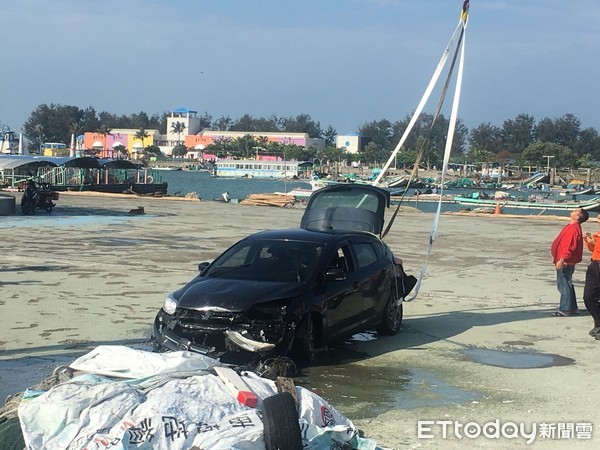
[290,314,316,365]
[377,290,403,335]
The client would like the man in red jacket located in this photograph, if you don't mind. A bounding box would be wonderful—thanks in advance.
[551,208,589,316]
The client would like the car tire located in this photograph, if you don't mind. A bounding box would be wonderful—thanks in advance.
[262,392,303,450]
[377,290,403,335]
[291,314,316,365]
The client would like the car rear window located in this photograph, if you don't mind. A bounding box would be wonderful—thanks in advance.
[309,190,380,213]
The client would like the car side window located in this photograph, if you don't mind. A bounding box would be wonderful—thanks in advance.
[327,246,353,273]
[353,242,378,269]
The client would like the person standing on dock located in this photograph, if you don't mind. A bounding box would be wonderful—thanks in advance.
[583,214,600,338]
[550,208,589,316]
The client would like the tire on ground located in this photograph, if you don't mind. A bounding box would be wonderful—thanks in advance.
[262,392,303,450]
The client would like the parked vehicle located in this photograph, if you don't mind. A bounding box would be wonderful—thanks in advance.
[152,184,416,364]
[20,180,59,214]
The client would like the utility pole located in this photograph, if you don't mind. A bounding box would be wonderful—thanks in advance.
[543,155,555,185]
[542,155,555,174]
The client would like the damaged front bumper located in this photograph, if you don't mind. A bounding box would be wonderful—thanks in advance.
[224,330,276,352]
[152,308,294,356]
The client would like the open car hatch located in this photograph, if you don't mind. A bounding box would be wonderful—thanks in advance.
[300,184,390,236]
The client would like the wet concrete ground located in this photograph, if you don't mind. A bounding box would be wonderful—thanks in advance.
[1,191,600,448]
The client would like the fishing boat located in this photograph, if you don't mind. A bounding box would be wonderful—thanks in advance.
[521,171,550,187]
[282,186,315,199]
[152,166,182,171]
[454,194,600,212]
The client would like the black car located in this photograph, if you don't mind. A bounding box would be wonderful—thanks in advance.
[152,184,415,363]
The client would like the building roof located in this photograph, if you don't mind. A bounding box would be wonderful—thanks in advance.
[0,155,139,171]
[199,130,310,138]
[171,107,197,114]
[0,155,63,170]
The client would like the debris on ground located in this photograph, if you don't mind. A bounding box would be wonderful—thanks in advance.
[128,206,145,214]
[240,193,296,207]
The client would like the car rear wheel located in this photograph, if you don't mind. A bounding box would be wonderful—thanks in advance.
[262,392,303,450]
[290,314,316,365]
[377,290,403,335]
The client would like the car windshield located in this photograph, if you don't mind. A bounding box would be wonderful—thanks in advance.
[204,240,324,283]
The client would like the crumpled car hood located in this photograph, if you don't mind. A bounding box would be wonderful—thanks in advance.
[173,277,303,312]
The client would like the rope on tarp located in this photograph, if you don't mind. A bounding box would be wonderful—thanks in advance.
[0,366,76,421]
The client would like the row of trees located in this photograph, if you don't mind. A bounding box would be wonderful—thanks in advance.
[355,113,600,170]
[20,104,600,170]
[22,105,165,152]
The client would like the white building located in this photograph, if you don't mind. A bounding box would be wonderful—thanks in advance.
[163,107,202,155]
[336,132,370,154]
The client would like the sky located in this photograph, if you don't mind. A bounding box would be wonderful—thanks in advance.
[2,0,600,137]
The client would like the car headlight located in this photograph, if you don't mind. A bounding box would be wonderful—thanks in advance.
[163,293,178,315]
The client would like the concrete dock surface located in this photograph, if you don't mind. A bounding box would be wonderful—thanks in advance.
[1,191,598,448]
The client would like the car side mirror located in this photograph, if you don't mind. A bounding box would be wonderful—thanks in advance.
[198,262,210,273]
[325,268,346,282]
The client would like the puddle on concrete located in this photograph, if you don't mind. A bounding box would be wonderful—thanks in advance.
[0,209,156,229]
[94,237,154,246]
[0,265,66,272]
[0,215,139,229]
[502,340,534,346]
[296,348,478,419]
[462,348,574,369]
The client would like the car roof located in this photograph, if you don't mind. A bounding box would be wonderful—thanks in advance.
[300,184,390,236]
[247,227,348,243]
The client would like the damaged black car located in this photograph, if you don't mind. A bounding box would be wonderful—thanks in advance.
[152,184,416,364]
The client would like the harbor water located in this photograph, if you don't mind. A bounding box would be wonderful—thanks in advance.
[153,170,311,201]
[154,170,595,216]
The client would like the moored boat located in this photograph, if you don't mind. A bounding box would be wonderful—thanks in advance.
[0,155,168,196]
[214,159,312,179]
[454,194,600,212]
[152,166,182,171]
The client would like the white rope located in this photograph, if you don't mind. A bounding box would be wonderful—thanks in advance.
[405,10,469,301]
[373,21,462,186]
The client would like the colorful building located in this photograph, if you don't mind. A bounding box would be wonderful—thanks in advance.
[83,129,160,159]
[184,130,325,160]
